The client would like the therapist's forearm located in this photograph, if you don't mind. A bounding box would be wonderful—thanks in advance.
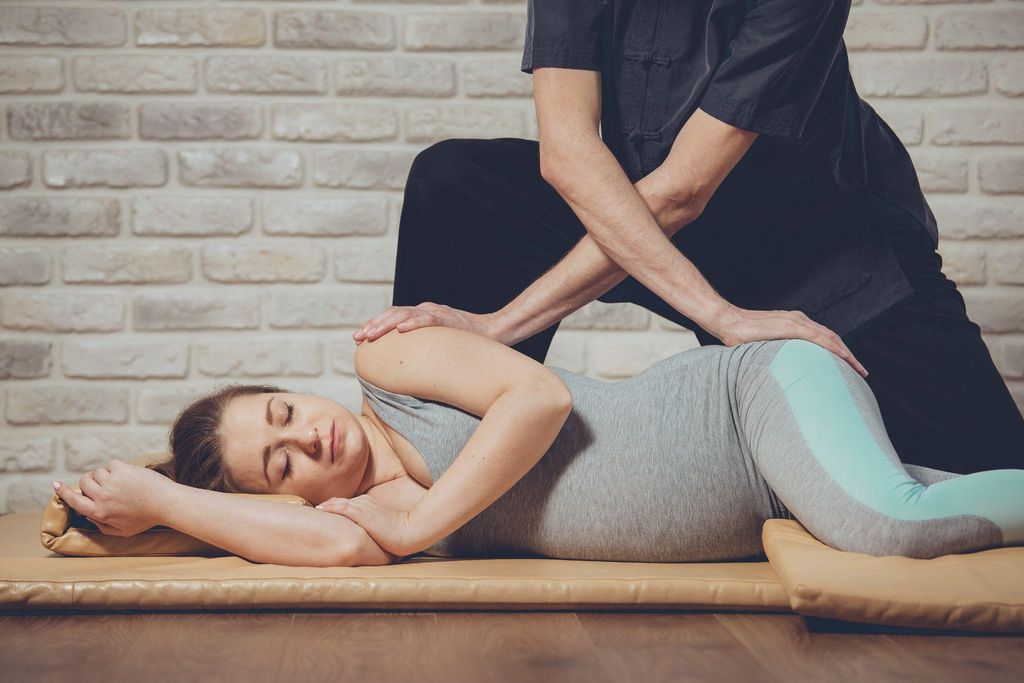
[493,140,731,345]
[491,171,700,346]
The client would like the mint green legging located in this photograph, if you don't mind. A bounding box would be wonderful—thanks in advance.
[740,339,1024,558]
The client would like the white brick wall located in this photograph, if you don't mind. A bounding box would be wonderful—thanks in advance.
[1,0,1022,513]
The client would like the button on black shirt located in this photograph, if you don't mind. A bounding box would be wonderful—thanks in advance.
[522,0,931,338]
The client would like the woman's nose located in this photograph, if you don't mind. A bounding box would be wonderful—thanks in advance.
[291,427,319,457]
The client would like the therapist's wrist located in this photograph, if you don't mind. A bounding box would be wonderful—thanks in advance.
[698,300,743,343]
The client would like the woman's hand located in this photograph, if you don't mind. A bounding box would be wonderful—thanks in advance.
[316,495,421,557]
[712,306,869,378]
[52,459,172,537]
[352,302,500,345]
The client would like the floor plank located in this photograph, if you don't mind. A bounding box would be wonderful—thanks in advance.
[1,611,1021,683]
[717,613,1024,683]
[576,611,776,683]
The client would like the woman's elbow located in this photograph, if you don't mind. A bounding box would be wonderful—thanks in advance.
[536,374,574,416]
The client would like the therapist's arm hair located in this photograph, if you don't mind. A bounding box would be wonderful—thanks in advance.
[354,326,572,555]
[490,67,757,346]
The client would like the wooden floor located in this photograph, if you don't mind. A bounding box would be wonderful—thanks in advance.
[2,611,1021,682]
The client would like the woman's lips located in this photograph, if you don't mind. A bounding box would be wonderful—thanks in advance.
[329,421,336,463]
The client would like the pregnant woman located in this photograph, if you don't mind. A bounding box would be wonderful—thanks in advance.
[53,326,1024,568]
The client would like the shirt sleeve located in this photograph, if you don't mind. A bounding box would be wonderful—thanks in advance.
[520,0,606,75]
[697,0,851,139]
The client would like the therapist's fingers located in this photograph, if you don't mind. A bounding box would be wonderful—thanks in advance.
[353,307,420,342]
[800,322,869,379]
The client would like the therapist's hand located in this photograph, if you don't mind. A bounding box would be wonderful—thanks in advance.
[712,305,868,378]
[353,302,500,345]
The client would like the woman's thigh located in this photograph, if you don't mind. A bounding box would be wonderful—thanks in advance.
[738,339,1012,558]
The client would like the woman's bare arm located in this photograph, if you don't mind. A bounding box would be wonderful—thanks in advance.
[354,326,572,555]
[156,482,398,567]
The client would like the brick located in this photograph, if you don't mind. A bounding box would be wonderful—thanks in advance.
[935,10,1024,50]
[269,287,390,328]
[0,436,55,473]
[0,151,32,189]
[135,9,265,47]
[978,156,1024,195]
[132,196,253,237]
[849,57,986,97]
[73,55,196,94]
[139,102,262,140]
[7,385,129,425]
[908,151,968,193]
[313,149,415,190]
[843,13,928,51]
[591,336,701,379]
[206,55,327,95]
[5,478,63,514]
[0,339,52,379]
[8,102,131,141]
[201,243,326,283]
[333,241,397,283]
[0,291,124,332]
[136,386,216,425]
[992,246,1024,285]
[274,10,394,50]
[404,13,525,51]
[932,198,1024,239]
[931,108,1024,145]
[43,149,167,189]
[546,333,588,374]
[336,58,456,97]
[463,59,533,97]
[561,302,651,331]
[284,379,364,416]
[863,103,923,146]
[271,103,399,142]
[331,338,358,376]
[962,290,1024,333]
[263,196,388,236]
[61,244,191,284]
[0,197,119,237]
[178,148,303,188]
[62,340,188,379]
[992,57,1024,97]
[0,7,126,47]
[197,338,323,377]
[133,292,260,331]
[0,248,50,286]
[63,432,170,472]
[405,105,526,143]
[0,56,63,93]
[937,242,986,285]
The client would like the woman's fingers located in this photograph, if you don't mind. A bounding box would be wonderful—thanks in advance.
[52,481,98,518]
[78,473,101,498]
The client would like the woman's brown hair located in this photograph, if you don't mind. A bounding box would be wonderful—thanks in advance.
[148,383,288,493]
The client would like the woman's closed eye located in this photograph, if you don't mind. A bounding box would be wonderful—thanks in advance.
[282,401,295,480]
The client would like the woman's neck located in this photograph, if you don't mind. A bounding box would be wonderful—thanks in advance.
[354,413,408,494]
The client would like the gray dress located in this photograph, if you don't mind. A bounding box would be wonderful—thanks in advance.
[357,340,790,562]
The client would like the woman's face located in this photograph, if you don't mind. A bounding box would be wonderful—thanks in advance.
[219,391,370,505]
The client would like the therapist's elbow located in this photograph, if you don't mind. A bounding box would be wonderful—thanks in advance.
[538,142,581,193]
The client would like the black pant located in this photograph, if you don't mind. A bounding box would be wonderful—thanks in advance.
[393,138,1024,474]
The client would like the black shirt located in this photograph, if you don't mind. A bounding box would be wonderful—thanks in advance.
[522,0,932,339]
